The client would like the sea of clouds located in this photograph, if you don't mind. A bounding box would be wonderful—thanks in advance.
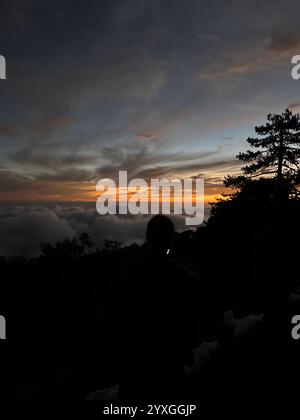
[0,203,210,257]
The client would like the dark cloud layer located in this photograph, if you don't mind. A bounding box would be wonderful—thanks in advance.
[1,1,299,185]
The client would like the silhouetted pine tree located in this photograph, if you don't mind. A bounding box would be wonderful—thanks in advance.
[225,109,300,200]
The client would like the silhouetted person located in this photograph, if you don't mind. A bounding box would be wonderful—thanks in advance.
[118,215,195,400]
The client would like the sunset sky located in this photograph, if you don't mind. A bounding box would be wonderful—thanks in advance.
[0,0,300,255]
[1,0,300,204]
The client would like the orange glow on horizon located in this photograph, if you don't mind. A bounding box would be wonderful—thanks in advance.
[0,180,228,205]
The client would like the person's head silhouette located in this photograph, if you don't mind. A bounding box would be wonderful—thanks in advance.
[146,215,174,255]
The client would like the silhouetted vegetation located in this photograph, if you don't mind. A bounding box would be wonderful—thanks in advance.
[225,109,300,200]
[1,110,300,400]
